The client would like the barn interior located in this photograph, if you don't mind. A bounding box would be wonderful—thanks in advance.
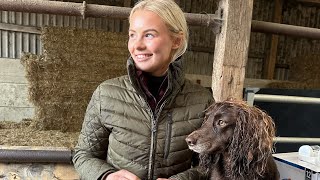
[0,0,319,179]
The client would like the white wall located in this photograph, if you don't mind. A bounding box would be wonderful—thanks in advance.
[0,58,34,122]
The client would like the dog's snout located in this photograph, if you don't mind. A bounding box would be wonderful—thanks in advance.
[185,136,197,146]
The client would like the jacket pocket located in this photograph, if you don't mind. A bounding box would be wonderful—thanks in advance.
[164,112,173,159]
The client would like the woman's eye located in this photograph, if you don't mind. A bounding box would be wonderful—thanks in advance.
[129,33,136,39]
[145,33,154,39]
[218,120,226,126]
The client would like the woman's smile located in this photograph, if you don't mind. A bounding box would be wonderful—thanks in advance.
[135,54,153,62]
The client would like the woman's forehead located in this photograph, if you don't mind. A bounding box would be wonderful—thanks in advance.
[129,10,166,28]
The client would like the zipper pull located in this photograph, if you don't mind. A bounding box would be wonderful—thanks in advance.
[152,121,157,133]
[167,112,173,124]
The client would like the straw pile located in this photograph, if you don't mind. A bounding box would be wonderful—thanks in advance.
[289,55,320,88]
[21,27,128,132]
[269,54,320,89]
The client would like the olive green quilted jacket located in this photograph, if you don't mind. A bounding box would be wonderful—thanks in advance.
[72,58,213,180]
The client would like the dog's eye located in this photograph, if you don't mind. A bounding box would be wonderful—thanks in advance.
[217,120,226,126]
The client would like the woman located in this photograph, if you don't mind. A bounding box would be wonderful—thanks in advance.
[72,0,214,179]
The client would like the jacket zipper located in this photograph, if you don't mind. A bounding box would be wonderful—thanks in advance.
[164,112,173,159]
[148,109,156,180]
[148,99,168,180]
[147,73,171,180]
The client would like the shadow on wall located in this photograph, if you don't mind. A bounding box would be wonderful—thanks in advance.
[254,88,320,153]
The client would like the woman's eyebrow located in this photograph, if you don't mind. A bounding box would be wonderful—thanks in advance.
[129,29,158,33]
[144,29,158,33]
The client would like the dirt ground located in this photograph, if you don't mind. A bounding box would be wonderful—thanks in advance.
[0,119,79,150]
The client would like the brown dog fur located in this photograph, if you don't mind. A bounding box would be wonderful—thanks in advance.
[186,100,279,180]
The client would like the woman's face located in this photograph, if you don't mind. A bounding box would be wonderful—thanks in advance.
[128,10,180,77]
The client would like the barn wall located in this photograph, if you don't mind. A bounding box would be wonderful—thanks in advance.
[0,0,217,75]
[1,0,320,124]
[0,11,126,123]
[0,0,218,123]
[0,11,124,59]
[248,0,320,80]
[248,0,274,79]
[0,58,34,122]
[276,2,320,80]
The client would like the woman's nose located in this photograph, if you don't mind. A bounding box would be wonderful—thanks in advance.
[134,38,146,50]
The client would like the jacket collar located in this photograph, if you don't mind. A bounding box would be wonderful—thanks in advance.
[127,56,185,97]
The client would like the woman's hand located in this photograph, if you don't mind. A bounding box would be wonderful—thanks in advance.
[106,169,141,180]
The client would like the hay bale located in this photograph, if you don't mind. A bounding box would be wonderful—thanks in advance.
[21,27,128,132]
[267,55,320,89]
[289,55,320,86]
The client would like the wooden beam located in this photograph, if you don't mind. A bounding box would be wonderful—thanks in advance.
[0,23,41,34]
[211,0,254,101]
[188,46,215,53]
[263,0,283,79]
[296,0,320,4]
[186,74,297,88]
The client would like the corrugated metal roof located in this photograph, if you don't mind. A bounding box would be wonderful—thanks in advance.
[0,11,124,59]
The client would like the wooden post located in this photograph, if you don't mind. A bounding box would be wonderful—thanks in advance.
[122,0,131,31]
[263,0,283,79]
[212,0,254,101]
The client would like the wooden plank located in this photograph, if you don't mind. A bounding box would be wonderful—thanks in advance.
[186,74,299,88]
[296,0,320,4]
[188,46,215,53]
[0,22,41,34]
[211,0,254,101]
[263,0,283,79]
[186,74,212,87]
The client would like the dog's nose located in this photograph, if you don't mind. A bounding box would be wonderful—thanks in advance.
[185,136,197,146]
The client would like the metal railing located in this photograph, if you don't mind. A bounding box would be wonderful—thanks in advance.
[245,88,320,144]
[274,137,320,144]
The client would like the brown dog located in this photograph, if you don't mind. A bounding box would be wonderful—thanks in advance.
[186,100,279,180]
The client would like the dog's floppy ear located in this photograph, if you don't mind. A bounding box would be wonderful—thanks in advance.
[228,104,275,179]
[228,106,252,177]
[199,153,220,175]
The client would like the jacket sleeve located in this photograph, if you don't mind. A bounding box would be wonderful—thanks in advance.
[170,92,213,180]
[72,86,117,180]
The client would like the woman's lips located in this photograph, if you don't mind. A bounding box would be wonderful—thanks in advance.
[135,54,152,62]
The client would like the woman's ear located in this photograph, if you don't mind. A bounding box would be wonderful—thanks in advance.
[172,32,183,49]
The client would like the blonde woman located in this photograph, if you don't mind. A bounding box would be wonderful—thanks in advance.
[73,0,214,179]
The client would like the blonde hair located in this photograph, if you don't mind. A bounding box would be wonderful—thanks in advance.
[129,0,188,62]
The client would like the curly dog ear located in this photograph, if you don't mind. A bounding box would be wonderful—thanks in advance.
[228,102,275,179]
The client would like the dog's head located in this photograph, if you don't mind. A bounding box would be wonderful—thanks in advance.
[186,100,275,177]
[185,101,238,154]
